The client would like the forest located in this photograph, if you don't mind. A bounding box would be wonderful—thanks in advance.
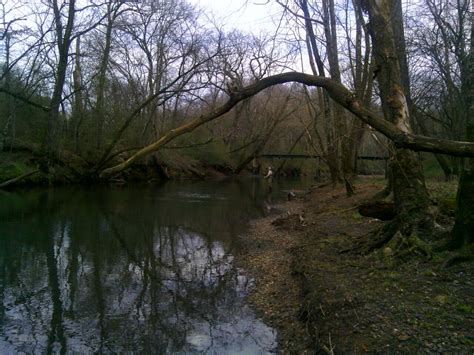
[0,0,473,351]
[1,0,472,246]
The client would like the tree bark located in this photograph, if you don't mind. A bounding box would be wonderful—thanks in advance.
[72,36,84,152]
[390,0,452,182]
[366,0,432,237]
[450,19,474,247]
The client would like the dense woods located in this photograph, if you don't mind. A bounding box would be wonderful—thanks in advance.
[0,0,472,249]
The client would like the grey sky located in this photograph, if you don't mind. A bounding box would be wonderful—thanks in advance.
[189,0,281,33]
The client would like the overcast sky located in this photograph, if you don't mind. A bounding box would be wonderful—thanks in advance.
[188,0,282,34]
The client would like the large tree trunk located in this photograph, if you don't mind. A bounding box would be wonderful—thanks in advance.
[390,0,453,182]
[45,0,76,157]
[366,0,432,238]
[450,20,474,247]
[452,167,474,246]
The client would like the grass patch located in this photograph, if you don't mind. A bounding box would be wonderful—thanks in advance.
[352,212,363,220]
[422,155,441,177]
[426,179,459,216]
[456,304,474,314]
[427,180,458,197]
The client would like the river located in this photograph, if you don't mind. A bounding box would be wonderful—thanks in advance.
[0,177,309,353]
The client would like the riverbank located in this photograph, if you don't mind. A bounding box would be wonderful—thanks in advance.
[238,180,474,353]
[0,150,234,189]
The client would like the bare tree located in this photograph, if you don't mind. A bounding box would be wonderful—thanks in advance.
[406,0,471,180]
[92,1,221,171]
[277,0,374,194]
[94,0,126,149]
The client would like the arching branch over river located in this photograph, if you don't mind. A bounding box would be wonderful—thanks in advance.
[100,72,474,178]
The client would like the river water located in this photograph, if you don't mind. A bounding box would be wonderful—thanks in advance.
[0,178,308,353]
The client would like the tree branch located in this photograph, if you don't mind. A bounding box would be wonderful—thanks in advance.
[0,87,50,112]
[100,71,474,178]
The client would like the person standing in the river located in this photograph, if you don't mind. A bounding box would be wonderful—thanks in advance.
[264,166,273,192]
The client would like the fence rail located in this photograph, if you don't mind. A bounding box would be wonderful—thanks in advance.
[260,154,388,160]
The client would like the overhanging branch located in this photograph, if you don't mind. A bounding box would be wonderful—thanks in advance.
[100,71,474,178]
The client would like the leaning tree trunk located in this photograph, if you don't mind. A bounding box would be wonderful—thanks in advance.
[366,0,432,238]
[450,20,474,247]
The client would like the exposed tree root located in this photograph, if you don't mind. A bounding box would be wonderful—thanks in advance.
[363,221,399,254]
[344,218,437,259]
[338,222,396,255]
[385,231,432,259]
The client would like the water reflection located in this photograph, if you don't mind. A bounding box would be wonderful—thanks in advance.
[0,179,293,353]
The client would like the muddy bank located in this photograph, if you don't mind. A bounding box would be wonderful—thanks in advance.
[238,182,474,353]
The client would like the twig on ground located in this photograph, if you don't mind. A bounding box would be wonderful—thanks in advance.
[322,333,335,355]
[319,303,326,316]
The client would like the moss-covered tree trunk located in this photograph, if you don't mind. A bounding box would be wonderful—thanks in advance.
[366,0,432,237]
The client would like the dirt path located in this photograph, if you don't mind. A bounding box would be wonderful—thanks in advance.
[238,182,474,353]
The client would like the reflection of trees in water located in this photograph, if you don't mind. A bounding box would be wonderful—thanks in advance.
[0,181,276,353]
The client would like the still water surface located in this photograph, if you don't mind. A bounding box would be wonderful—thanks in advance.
[0,178,307,353]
